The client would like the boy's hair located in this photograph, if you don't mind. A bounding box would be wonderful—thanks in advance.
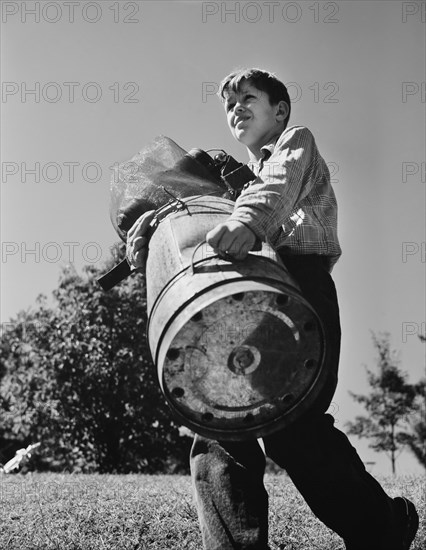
[218,68,291,128]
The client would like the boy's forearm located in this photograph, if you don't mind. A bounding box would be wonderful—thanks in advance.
[229,182,299,242]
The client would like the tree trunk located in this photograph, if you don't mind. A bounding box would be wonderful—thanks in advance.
[391,423,396,474]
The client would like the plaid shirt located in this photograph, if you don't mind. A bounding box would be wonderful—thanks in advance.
[229,125,342,272]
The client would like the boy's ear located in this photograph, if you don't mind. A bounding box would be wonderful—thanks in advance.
[275,101,289,121]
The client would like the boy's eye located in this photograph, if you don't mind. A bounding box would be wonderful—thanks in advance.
[225,94,255,112]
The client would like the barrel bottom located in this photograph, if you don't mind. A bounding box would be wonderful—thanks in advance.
[153,276,326,441]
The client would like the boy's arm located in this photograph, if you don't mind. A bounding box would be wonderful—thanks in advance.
[126,210,156,269]
[127,129,319,264]
[229,126,319,242]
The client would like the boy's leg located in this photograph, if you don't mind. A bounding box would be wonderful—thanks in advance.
[266,254,410,550]
[264,413,399,550]
[190,436,269,550]
[190,254,417,550]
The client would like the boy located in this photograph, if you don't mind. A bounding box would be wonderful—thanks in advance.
[126,68,419,550]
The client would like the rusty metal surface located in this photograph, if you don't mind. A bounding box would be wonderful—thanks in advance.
[161,288,324,440]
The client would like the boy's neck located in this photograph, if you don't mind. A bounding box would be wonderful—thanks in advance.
[245,130,283,163]
[246,147,263,163]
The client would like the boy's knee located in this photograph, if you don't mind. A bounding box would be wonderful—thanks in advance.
[264,413,336,465]
[190,436,266,482]
[190,437,230,481]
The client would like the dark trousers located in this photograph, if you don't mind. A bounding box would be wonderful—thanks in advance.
[190,255,399,550]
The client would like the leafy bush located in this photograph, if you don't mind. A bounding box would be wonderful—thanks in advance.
[0,244,192,473]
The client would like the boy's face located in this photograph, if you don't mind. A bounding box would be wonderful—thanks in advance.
[223,80,286,152]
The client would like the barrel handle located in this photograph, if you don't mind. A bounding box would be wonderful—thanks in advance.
[190,241,208,275]
[190,240,236,275]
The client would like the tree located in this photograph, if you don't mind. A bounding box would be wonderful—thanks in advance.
[0,243,192,473]
[346,332,423,474]
[398,334,426,468]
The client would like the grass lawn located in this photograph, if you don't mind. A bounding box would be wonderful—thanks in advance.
[0,472,424,549]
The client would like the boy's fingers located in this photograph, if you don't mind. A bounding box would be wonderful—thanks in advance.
[128,251,147,270]
[226,239,251,260]
[206,225,228,249]
[209,234,238,255]
[206,224,256,258]
[127,210,156,239]
[127,240,148,268]
[134,248,147,264]
[128,210,155,238]
[126,210,156,268]
[133,235,149,250]
[207,221,257,262]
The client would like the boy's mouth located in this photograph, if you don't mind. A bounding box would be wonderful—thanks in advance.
[235,117,250,128]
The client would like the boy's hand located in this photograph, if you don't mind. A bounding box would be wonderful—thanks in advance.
[126,210,156,269]
[206,220,257,260]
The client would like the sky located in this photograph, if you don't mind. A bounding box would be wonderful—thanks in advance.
[1,0,425,475]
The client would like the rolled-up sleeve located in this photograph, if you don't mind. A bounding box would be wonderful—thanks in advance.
[229,127,318,241]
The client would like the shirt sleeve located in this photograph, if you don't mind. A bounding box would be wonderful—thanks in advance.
[229,126,318,241]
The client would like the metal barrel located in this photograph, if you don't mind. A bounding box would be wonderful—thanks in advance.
[146,195,327,440]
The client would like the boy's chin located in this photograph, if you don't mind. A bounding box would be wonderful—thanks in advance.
[234,130,253,146]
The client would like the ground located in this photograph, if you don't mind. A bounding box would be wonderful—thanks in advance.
[0,472,424,549]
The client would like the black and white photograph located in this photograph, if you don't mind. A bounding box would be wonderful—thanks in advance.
[1,1,425,549]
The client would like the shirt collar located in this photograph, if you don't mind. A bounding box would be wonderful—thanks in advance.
[248,143,274,175]
[260,130,284,160]
[260,143,275,161]
[248,131,283,168]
